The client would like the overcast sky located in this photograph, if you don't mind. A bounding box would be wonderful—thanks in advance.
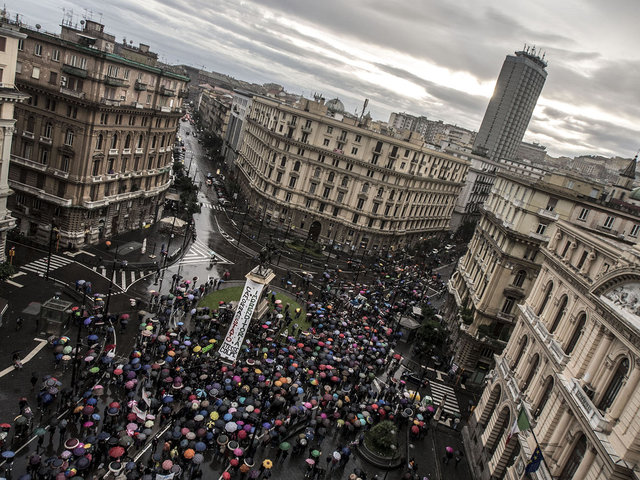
[10,0,640,158]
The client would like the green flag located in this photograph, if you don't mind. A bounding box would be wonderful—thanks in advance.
[517,408,531,432]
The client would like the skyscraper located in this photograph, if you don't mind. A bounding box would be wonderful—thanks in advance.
[473,47,547,162]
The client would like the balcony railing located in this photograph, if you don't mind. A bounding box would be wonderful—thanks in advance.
[528,231,550,242]
[159,86,175,97]
[135,148,144,154]
[564,376,608,432]
[538,208,559,221]
[10,154,47,172]
[39,136,52,145]
[109,149,119,156]
[178,89,189,98]
[62,64,88,78]
[104,75,126,87]
[9,180,72,207]
[122,148,132,155]
[22,131,34,139]
[521,304,569,367]
[101,98,121,107]
[135,80,147,91]
[60,87,85,99]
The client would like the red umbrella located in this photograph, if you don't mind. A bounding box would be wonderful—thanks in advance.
[109,446,125,458]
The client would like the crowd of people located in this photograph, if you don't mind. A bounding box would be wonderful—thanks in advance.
[1,255,461,480]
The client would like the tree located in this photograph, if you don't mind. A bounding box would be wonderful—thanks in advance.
[0,262,15,282]
[455,219,477,244]
[364,420,398,457]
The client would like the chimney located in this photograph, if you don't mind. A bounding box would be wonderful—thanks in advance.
[139,43,150,53]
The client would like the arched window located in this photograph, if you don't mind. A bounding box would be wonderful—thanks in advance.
[362,182,369,193]
[549,295,568,333]
[559,434,586,480]
[534,377,554,419]
[537,281,554,316]
[328,172,335,182]
[65,129,74,146]
[43,122,53,139]
[598,357,629,411]
[111,134,118,149]
[513,270,526,287]
[480,384,501,428]
[377,187,384,198]
[160,134,165,147]
[124,134,131,149]
[137,135,143,148]
[26,116,35,133]
[293,161,300,172]
[511,335,528,370]
[521,353,539,392]
[96,134,103,150]
[313,167,321,178]
[565,313,586,355]
[341,176,349,187]
[280,156,286,167]
[151,135,156,149]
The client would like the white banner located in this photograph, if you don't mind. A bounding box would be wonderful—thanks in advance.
[218,278,265,362]
[155,473,175,480]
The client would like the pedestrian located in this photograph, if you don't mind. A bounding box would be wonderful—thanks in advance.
[454,450,463,467]
[30,372,38,391]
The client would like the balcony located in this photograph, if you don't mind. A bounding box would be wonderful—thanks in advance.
[101,98,121,107]
[134,80,147,91]
[62,64,88,78]
[538,208,559,221]
[159,86,175,97]
[158,106,171,113]
[528,231,550,242]
[48,168,69,179]
[22,131,35,139]
[301,125,313,133]
[104,75,126,87]
[10,154,47,172]
[496,311,516,323]
[39,136,52,145]
[159,147,165,153]
[59,87,86,99]
[9,180,72,207]
[122,148,132,155]
[521,304,569,367]
[108,149,119,156]
[178,89,189,99]
[135,148,144,154]
[131,102,144,109]
[563,376,609,432]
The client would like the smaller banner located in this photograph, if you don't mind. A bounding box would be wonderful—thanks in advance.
[218,278,265,362]
[155,473,175,480]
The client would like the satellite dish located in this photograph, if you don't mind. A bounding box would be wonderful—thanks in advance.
[80,19,85,25]
[35,24,41,30]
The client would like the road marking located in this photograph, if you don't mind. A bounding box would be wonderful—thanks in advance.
[6,279,24,287]
[10,271,26,278]
[0,338,48,378]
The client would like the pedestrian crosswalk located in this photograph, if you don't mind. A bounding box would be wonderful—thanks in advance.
[21,254,73,276]
[180,240,232,266]
[200,203,225,211]
[428,380,461,417]
[91,266,155,291]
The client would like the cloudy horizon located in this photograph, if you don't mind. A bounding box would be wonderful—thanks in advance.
[10,0,640,159]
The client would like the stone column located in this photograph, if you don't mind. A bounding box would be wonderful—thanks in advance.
[549,408,573,462]
[571,445,596,479]
[608,364,640,420]
[582,330,614,386]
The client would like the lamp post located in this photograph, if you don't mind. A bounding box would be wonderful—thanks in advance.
[157,215,178,292]
[382,440,397,480]
[103,240,120,318]
[234,204,249,262]
[71,282,92,395]
[45,223,59,281]
[276,218,292,266]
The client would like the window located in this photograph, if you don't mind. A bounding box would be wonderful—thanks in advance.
[64,129,74,146]
[16,61,22,74]
[333,206,339,217]
[309,183,317,194]
[293,161,300,172]
[565,313,586,355]
[549,295,567,333]
[327,172,334,182]
[351,147,358,155]
[123,69,130,80]
[521,353,539,392]
[52,49,60,62]
[513,270,526,288]
[631,225,640,237]
[546,197,558,211]
[107,65,119,77]
[356,198,364,210]
[352,213,359,224]
[92,160,100,176]
[537,281,554,316]
[322,187,331,198]
[124,135,131,149]
[285,192,292,202]
[511,336,528,370]
[100,113,108,125]
[128,115,136,126]
[598,357,629,411]
[40,149,49,165]
[18,38,24,51]
[288,176,297,188]
[534,377,554,419]
[276,172,283,183]
[336,191,344,203]
[362,182,369,193]
[34,43,43,56]
[326,126,333,134]
[323,139,330,146]
[305,198,312,209]
[48,71,58,85]
[341,176,348,187]
[96,134,103,150]
[559,435,587,480]
[111,134,118,149]
[603,216,615,230]
[318,202,325,213]
[313,167,321,178]
[61,156,70,172]
[578,208,589,221]
[501,297,515,314]
[31,66,40,79]
[43,122,52,139]
[535,223,547,235]
[372,203,379,214]
[355,135,362,143]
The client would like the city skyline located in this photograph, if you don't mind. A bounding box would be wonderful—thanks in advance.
[10,0,640,159]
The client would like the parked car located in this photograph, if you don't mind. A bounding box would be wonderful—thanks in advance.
[218,198,230,207]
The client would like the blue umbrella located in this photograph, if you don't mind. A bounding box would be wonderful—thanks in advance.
[87,335,99,342]
[194,442,206,452]
[163,396,174,403]
[87,398,98,405]
[2,451,15,459]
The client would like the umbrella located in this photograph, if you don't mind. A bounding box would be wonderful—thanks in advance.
[183,449,195,460]
[33,427,47,436]
[279,442,290,451]
[108,446,125,458]
[262,459,273,469]
[162,460,173,471]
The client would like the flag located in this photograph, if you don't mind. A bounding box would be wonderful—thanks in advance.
[506,408,531,444]
[525,446,543,474]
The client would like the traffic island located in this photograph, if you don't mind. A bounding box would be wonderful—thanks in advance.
[357,420,403,469]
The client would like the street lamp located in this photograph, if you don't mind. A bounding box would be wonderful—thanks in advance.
[382,440,397,480]
[71,281,92,395]
[45,223,59,281]
[157,215,178,292]
[103,240,120,317]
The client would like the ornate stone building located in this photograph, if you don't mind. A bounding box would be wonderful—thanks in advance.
[446,169,609,383]
[464,198,640,479]
[11,18,188,247]
[0,20,28,261]
[235,96,469,253]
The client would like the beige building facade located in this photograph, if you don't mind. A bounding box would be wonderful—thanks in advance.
[464,202,640,479]
[11,18,188,247]
[447,170,607,382]
[0,21,28,261]
[236,96,470,253]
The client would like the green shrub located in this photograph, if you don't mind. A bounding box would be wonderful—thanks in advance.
[364,420,398,457]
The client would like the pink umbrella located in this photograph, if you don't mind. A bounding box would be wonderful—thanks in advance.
[445,446,454,453]
[233,448,243,456]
